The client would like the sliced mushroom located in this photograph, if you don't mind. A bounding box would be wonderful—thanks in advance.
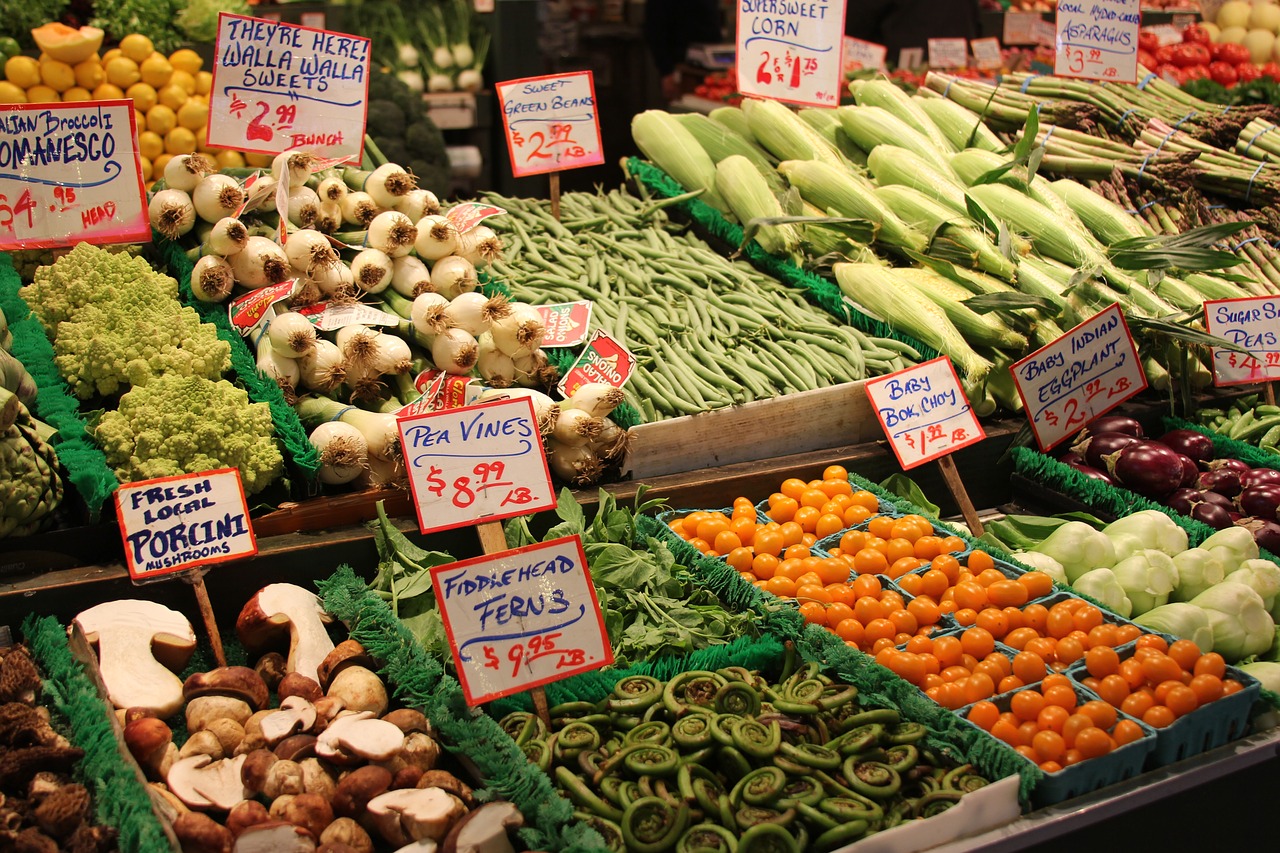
[325,667,388,716]
[232,821,317,853]
[147,782,190,823]
[73,601,197,717]
[237,585,336,684]
[394,842,439,853]
[260,697,318,746]
[317,641,377,691]
[440,802,523,853]
[166,754,250,812]
[316,713,404,764]
[415,772,474,809]
[183,667,270,711]
[365,788,467,846]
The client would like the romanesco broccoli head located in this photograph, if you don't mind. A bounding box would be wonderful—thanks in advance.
[20,243,178,332]
[95,375,284,495]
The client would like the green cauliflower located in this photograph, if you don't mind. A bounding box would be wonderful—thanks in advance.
[95,374,284,495]
[20,243,177,332]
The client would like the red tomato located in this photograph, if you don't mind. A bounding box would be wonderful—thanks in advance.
[1138,49,1158,69]
[1174,43,1212,68]
[1155,44,1178,65]
[1262,61,1280,81]
[1210,61,1239,87]
[1181,24,1212,46]
[1156,63,1185,84]
[1182,64,1210,82]
[1218,43,1252,65]
[1138,31,1161,53]
[1238,63,1264,83]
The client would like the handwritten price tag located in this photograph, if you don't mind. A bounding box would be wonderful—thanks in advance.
[1011,303,1148,451]
[843,37,887,72]
[399,396,557,535]
[928,38,969,69]
[971,37,1003,70]
[209,13,371,163]
[1203,296,1280,386]
[1003,11,1042,45]
[736,0,847,107]
[495,71,604,178]
[0,101,148,251]
[865,357,986,470]
[1054,0,1140,84]
[115,469,257,584]
[536,301,593,348]
[432,534,612,705]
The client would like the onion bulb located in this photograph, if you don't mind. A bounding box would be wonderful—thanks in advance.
[366,210,418,257]
[191,254,234,302]
[229,236,291,288]
[340,190,380,226]
[391,255,432,298]
[458,68,483,93]
[564,382,625,419]
[290,279,323,308]
[478,387,560,436]
[397,188,440,221]
[491,302,546,357]
[430,255,478,300]
[343,358,388,402]
[284,228,340,276]
[315,201,342,234]
[287,184,321,229]
[476,332,516,387]
[310,421,368,485]
[163,153,216,193]
[591,417,631,463]
[314,260,356,301]
[548,439,603,486]
[364,163,418,209]
[444,292,510,336]
[371,332,413,375]
[192,174,246,224]
[357,453,408,489]
[553,407,604,446]
[272,149,317,188]
[336,324,380,368]
[411,292,451,337]
[316,173,348,204]
[351,248,394,294]
[457,225,503,268]
[208,216,248,256]
[298,338,346,391]
[413,215,459,261]
[431,327,479,375]
[148,189,196,239]
[255,331,301,402]
[267,310,318,358]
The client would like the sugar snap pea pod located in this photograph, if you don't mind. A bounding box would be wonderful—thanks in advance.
[663,671,726,715]
[775,775,825,808]
[732,720,782,760]
[794,802,838,832]
[811,819,870,853]
[555,721,602,760]
[819,794,883,823]
[575,811,626,853]
[709,714,744,747]
[521,738,553,772]
[556,766,624,821]
[839,708,900,730]
[777,741,841,771]
[626,721,673,746]
[677,824,739,853]
[717,745,753,780]
[734,806,798,832]
[844,759,902,799]
[828,723,885,755]
[886,721,928,745]
[729,766,787,807]
[622,797,690,853]
[881,743,919,774]
[551,701,598,717]
[672,715,714,750]
[913,789,965,818]
[714,681,762,716]
[611,675,665,712]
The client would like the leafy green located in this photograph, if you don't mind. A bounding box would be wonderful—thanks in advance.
[877,473,940,517]
[90,0,185,53]
[0,0,69,50]
[176,0,251,43]
[367,501,457,659]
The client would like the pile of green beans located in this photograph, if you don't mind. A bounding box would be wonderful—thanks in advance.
[481,189,921,422]
[498,658,991,853]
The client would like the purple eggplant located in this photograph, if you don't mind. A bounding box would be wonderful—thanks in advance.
[1199,490,1237,510]
[1105,440,1186,498]
[1198,468,1243,498]
[1243,468,1280,488]
[1205,458,1250,475]
[1073,432,1141,470]
[1067,462,1115,485]
[1157,429,1216,463]
[1242,517,1280,553]
[1060,451,1085,466]
[1178,455,1200,487]
[1082,415,1145,438]
[1167,488,1202,515]
[1238,484,1280,520]
[1191,502,1235,529]
[1230,511,1243,522]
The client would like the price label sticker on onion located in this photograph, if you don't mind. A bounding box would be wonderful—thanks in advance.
[208,12,372,163]
[557,329,636,399]
[1011,302,1148,452]
[1053,0,1141,84]
[431,534,612,706]
[536,301,594,348]
[866,357,986,470]
[398,396,557,535]
[0,100,148,251]
[1203,296,1280,388]
[736,0,847,107]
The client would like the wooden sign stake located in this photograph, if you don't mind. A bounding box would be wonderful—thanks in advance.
[475,520,552,726]
[185,572,226,667]
[937,456,984,537]
[550,172,561,221]
[1266,383,1276,407]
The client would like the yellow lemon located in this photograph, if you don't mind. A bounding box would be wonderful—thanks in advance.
[215,149,246,169]
[146,103,177,136]
[176,98,208,131]
[125,81,156,111]
[169,69,196,95]
[101,47,122,65]
[169,48,202,74]
[39,59,75,92]
[105,56,140,88]
[61,86,91,102]
[138,129,164,161]
[4,56,40,89]
[0,81,26,103]
[72,59,105,90]
[139,154,153,182]
[25,85,59,103]
[91,82,124,99]
[153,152,173,177]
[245,151,274,168]
[135,108,146,130]
[119,34,154,64]
[194,125,208,151]
[139,53,172,88]
[164,126,196,155]
[157,83,186,111]
[194,70,212,95]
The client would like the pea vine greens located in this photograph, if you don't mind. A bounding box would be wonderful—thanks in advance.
[367,488,759,668]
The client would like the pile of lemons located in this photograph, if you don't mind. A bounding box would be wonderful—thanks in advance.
[0,33,262,184]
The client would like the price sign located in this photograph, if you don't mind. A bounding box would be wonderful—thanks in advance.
[928,38,969,69]
[115,469,257,583]
[293,301,401,331]
[227,280,295,334]
[1033,19,1058,48]
[1054,0,1141,84]
[432,534,612,705]
[1203,296,1280,386]
[843,37,887,72]
[898,47,925,70]
[0,101,148,251]
[1004,10,1042,45]
[495,71,604,178]
[399,396,557,535]
[971,37,1004,70]
[400,369,483,416]
[557,329,636,399]
[208,13,371,163]
[1010,303,1148,451]
[536,301,593,348]
[735,0,847,107]
[865,357,986,470]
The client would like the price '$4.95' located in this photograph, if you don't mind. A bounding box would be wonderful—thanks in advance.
[496,72,605,178]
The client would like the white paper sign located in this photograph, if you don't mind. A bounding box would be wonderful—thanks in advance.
[0,100,148,251]
[928,38,969,69]
[1204,296,1280,387]
[1010,303,1148,451]
[1054,0,1141,84]
[1033,18,1058,47]
[432,535,613,705]
[971,37,1003,70]
[115,469,257,582]
[294,301,401,331]
[898,47,924,69]
[495,71,605,178]
[735,0,848,107]
[208,13,371,163]
[843,36,887,72]
[1004,11,1042,45]
[865,357,986,470]
[399,397,557,535]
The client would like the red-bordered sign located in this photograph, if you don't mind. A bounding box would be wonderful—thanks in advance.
[1203,295,1280,387]
[495,71,604,178]
[865,356,986,470]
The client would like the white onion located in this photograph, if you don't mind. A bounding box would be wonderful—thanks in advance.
[272,149,317,188]
[457,225,503,268]
[314,260,356,301]
[298,338,346,391]
[431,327,479,375]
[397,189,440,221]
[287,184,321,229]
[366,210,418,257]
[284,228,340,276]
[477,332,516,388]
[163,153,215,193]
[351,248,394,293]
[315,201,342,234]
[391,255,432,298]
[552,407,603,447]
[428,73,454,93]
[208,217,248,256]
[548,439,603,486]
[443,292,508,336]
[591,417,631,464]
[191,174,245,224]
[411,292,450,337]
[371,332,413,375]
[316,174,348,204]
[267,310,318,359]
[310,421,368,485]
[365,163,417,209]
[430,255,478,300]
[478,386,560,435]
[458,68,483,93]
[337,324,380,368]
[564,382,625,419]
[255,331,301,401]
[413,215,459,261]
[229,235,292,288]
[191,254,234,302]
[148,189,196,240]
[340,191,380,226]
[491,302,546,357]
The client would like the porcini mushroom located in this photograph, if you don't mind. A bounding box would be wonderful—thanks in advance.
[319,818,373,853]
[173,810,235,853]
[365,788,466,846]
[440,802,523,853]
[315,712,403,764]
[73,600,196,717]
[325,667,388,716]
[184,667,270,711]
[232,820,317,853]
[316,641,376,691]
[260,697,318,745]
[237,585,336,684]
[166,754,250,811]
[330,766,392,819]
[123,717,174,781]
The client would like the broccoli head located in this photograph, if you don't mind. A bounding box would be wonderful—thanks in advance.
[20,243,177,332]
[406,120,447,165]
[368,68,415,117]
[367,100,406,141]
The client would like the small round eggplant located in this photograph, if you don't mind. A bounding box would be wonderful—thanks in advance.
[1075,432,1141,471]
[1198,467,1242,498]
[1157,429,1215,463]
[1105,440,1185,498]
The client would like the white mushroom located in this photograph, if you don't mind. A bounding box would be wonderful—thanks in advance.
[315,711,404,764]
[395,842,439,853]
[73,600,197,717]
[236,584,336,684]
[260,696,319,745]
[326,666,389,716]
[440,801,523,853]
[166,754,250,812]
[365,788,467,846]
[232,820,317,852]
